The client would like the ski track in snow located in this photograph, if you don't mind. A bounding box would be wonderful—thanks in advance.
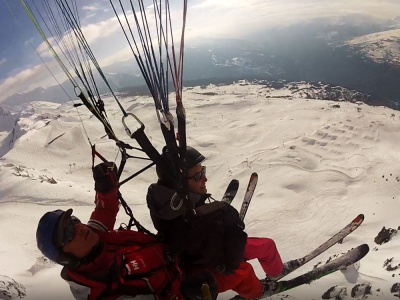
[1,82,400,299]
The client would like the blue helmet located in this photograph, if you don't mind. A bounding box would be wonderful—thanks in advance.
[36,208,73,265]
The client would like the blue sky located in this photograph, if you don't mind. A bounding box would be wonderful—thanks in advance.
[1,0,400,104]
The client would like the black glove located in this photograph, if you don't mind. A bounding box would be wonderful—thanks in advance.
[180,271,218,300]
[93,162,119,193]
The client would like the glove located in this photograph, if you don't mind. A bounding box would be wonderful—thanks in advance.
[93,162,119,193]
[180,271,218,300]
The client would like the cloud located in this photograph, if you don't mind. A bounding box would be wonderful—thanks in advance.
[191,0,400,18]
[82,5,101,11]
[36,14,122,52]
[81,16,122,44]
[0,58,7,67]
[31,13,126,64]
[98,46,132,68]
[33,8,164,69]
[0,62,67,103]
[85,13,97,19]
[1,11,139,102]
[186,0,400,39]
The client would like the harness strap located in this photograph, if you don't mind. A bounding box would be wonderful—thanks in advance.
[90,144,156,235]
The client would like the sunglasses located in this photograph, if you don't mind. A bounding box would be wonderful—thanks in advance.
[187,166,206,182]
[61,216,81,247]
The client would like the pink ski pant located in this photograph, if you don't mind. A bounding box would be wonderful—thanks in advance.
[244,237,284,277]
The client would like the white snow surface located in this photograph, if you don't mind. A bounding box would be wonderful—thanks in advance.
[1,81,400,300]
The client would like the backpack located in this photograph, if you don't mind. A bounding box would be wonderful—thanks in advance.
[184,201,248,274]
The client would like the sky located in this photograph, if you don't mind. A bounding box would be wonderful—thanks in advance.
[1,81,400,299]
[1,0,400,104]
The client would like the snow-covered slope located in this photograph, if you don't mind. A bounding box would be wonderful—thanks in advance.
[346,29,400,68]
[1,82,400,299]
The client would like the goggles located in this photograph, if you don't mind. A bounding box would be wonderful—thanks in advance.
[188,166,206,182]
[60,216,81,247]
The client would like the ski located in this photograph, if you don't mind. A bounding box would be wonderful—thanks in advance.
[273,243,369,296]
[221,179,239,204]
[239,172,258,221]
[276,214,365,280]
[231,244,369,300]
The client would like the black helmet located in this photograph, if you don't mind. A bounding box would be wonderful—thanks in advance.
[185,146,206,169]
[156,146,206,186]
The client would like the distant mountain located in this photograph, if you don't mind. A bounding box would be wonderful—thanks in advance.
[3,86,72,106]
[345,29,400,68]
[181,14,400,109]
[0,106,22,157]
[3,14,400,109]
[256,80,370,104]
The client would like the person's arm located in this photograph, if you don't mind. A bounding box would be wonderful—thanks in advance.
[88,162,120,231]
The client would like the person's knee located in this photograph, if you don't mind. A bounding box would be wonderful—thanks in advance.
[258,237,277,250]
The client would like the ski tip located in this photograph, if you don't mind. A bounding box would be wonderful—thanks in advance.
[340,244,370,268]
[356,243,370,258]
[227,179,239,188]
[356,214,365,221]
[251,172,258,177]
[350,214,364,227]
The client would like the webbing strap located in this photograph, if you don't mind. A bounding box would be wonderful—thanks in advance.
[90,145,155,235]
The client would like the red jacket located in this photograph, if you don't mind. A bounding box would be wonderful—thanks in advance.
[61,189,184,300]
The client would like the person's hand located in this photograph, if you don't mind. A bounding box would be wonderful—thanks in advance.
[93,162,119,193]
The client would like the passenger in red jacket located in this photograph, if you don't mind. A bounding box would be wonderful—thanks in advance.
[36,162,273,300]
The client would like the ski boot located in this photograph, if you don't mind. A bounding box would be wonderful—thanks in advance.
[260,279,280,298]
[267,259,301,281]
[281,259,301,277]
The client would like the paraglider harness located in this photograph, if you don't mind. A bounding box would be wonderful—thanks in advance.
[85,103,192,234]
